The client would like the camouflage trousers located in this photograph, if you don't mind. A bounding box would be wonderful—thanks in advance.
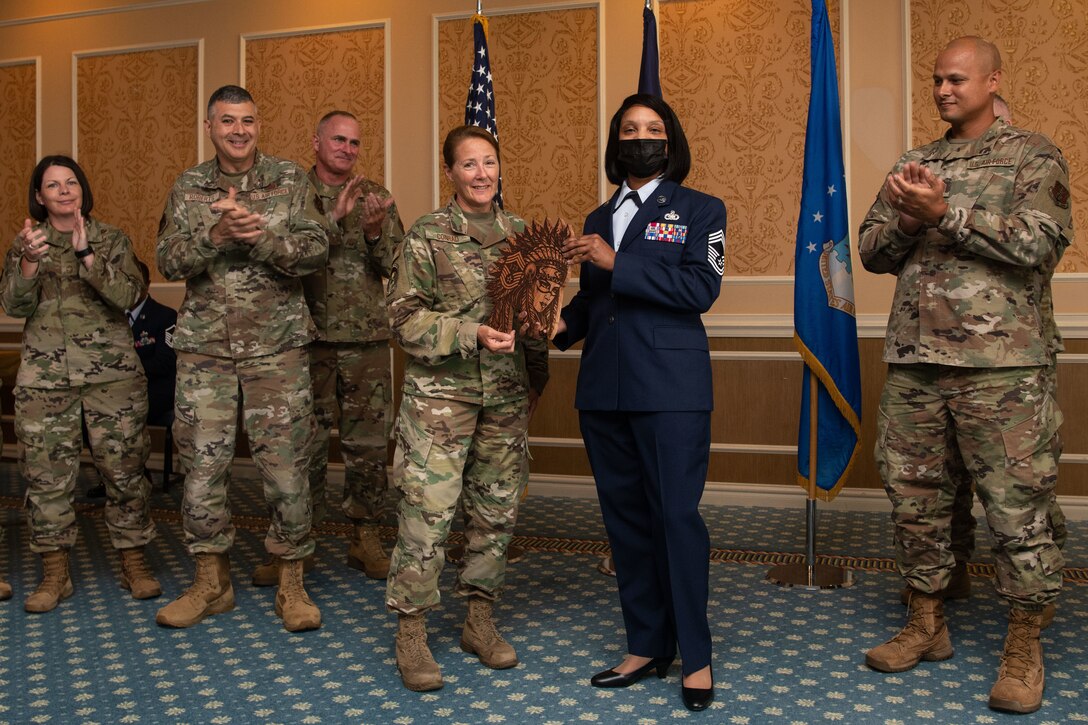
[15,377,153,552]
[308,340,392,526]
[174,348,315,559]
[876,364,1064,608]
[944,364,1067,561]
[386,394,529,615]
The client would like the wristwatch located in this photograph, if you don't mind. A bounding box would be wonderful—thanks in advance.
[74,246,94,259]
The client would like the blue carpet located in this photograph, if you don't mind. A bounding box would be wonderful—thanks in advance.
[0,462,1084,724]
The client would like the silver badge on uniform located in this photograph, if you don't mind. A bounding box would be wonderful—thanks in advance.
[664,210,679,221]
[656,195,667,204]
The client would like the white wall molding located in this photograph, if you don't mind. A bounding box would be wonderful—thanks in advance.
[5,305,1088,345]
[525,472,1088,520]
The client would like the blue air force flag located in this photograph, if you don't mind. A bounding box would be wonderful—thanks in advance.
[465,13,502,207]
[793,0,861,501]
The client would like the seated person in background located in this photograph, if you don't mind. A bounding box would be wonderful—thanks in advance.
[129,259,177,429]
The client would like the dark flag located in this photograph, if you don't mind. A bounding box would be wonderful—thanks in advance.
[638,1,661,96]
[465,12,502,206]
[792,0,861,500]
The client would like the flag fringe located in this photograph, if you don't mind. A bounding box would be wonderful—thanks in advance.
[793,331,861,501]
[472,13,488,36]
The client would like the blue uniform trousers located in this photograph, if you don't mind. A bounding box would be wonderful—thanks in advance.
[580,409,712,675]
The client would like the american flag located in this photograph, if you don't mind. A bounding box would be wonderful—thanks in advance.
[465,13,502,205]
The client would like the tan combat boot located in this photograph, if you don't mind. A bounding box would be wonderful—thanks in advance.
[396,614,444,691]
[866,590,954,672]
[0,576,11,601]
[1039,603,1055,630]
[156,553,234,628]
[989,608,1045,713]
[275,558,321,632]
[251,552,315,587]
[461,597,518,669]
[25,550,74,613]
[346,524,390,579]
[899,562,971,605]
[119,546,162,599]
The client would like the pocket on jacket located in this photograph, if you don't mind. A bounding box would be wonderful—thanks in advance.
[433,242,485,307]
[653,326,709,351]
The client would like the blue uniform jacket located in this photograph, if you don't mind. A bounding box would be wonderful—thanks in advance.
[131,295,177,426]
[553,180,727,411]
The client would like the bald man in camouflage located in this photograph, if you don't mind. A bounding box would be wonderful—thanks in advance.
[250,110,403,587]
[894,93,1067,616]
[859,37,1070,714]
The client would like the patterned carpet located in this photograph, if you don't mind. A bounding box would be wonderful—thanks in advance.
[0,461,1084,724]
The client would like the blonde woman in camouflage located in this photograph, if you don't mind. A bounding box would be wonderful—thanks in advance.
[0,155,160,613]
[384,125,548,692]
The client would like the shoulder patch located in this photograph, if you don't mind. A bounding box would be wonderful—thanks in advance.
[1049,180,1070,209]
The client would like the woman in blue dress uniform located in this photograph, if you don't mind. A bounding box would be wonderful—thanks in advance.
[552,93,726,712]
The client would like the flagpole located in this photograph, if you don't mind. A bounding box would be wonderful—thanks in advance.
[766,374,854,590]
[806,373,819,581]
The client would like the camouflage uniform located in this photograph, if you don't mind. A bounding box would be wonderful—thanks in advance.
[385,199,548,614]
[860,119,1071,608]
[157,151,327,559]
[303,169,404,525]
[0,219,153,553]
[945,364,1066,564]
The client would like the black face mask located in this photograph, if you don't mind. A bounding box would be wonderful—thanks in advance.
[617,138,667,178]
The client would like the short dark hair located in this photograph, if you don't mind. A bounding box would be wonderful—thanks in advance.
[29,155,94,222]
[207,85,256,119]
[317,110,358,134]
[442,125,500,168]
[604,94,691,186]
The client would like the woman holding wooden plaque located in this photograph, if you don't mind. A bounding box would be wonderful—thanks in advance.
[384,125,549,692]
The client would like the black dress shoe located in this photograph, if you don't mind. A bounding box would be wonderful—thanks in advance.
[590,656,674,688]
[681,668,714,711]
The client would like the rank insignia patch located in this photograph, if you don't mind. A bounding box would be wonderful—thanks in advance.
[645,222,687,244]
[1050,180,1070,209]
[707,229,725,275]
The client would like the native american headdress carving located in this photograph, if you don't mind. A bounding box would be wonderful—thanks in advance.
[486,218,570,339]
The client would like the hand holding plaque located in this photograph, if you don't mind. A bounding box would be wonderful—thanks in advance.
[486,218,571,339]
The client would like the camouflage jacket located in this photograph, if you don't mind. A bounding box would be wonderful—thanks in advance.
[0,218,144,388]
[156,151,328,359]
[387,198,549,404]
[303,168,403,343]
[859,119,1072,367]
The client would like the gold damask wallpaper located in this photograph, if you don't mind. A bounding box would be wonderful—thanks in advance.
[76,46,198,275]
[245,27,385,184]
[437,8,599,226]
[910,0,1088,271]
[661,0,841,276]
[0,62,37,252]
